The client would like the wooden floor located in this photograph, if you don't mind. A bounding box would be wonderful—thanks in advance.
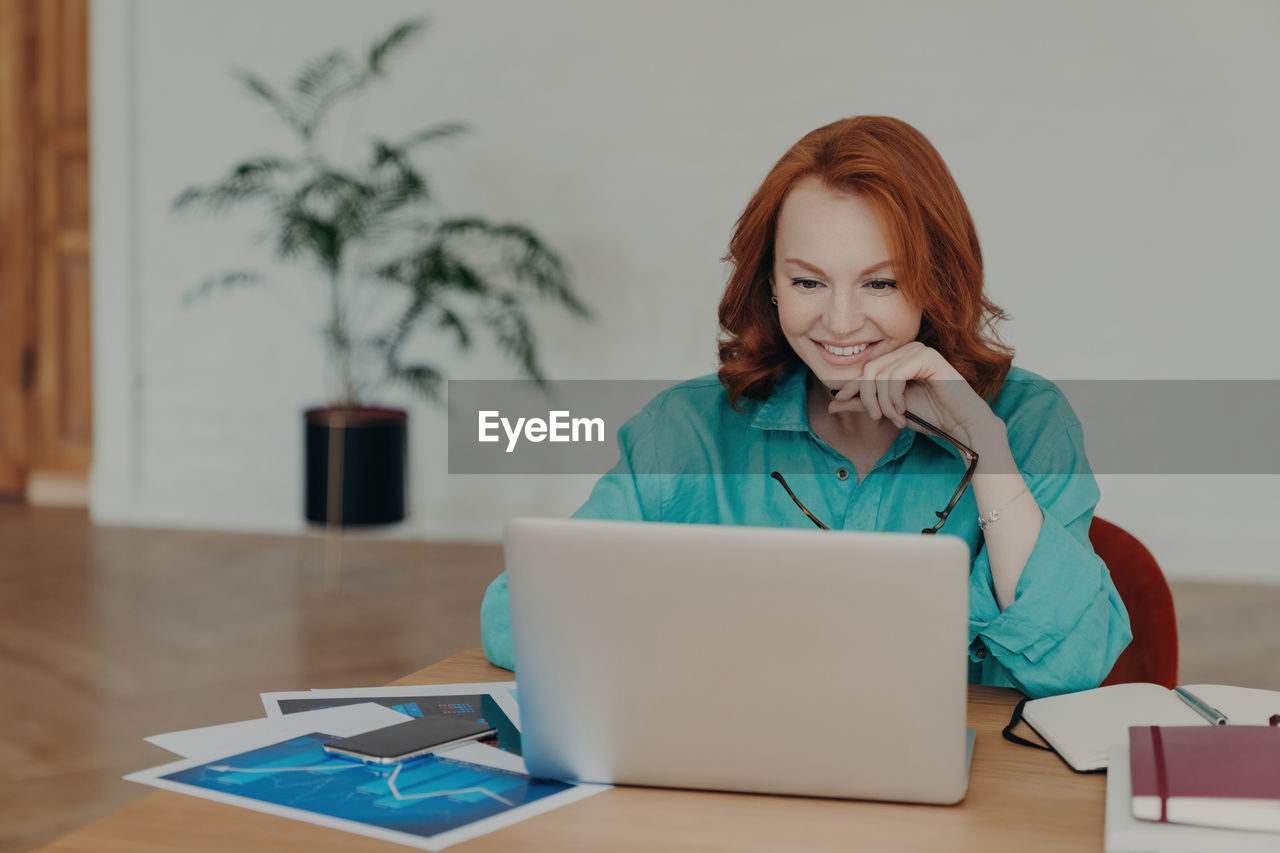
[2,506,1278,853]
[0,505,501,853]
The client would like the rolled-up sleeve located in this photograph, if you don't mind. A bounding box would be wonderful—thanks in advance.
[480,407,662,671]
[480,572,516,670]
[967,419,1133,698]
[568,404,664,522]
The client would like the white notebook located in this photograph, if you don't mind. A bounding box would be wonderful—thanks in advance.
[1105,742,1280,853]
[1021,682,1280,772]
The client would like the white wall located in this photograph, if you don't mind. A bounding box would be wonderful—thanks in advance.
[91,0,1280,581]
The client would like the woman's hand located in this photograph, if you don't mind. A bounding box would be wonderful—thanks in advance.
[828,342,1002,449]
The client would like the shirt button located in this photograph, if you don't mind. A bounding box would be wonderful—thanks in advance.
[836,468,849,480]
[975,647,988,660]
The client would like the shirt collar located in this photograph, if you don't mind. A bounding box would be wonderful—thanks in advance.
[749,364,811,432]
[750,363,930,468]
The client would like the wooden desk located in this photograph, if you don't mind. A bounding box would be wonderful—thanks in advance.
[38,649,1105,852]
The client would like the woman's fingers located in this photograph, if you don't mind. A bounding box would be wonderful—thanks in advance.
[828,344,958,426]
[824,343,988,441]
[859,349,910,424]
[876,374,906,428]
[860,375,883,420]
[828,382,865,413]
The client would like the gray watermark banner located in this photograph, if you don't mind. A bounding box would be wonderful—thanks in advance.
[447,379,1280,475]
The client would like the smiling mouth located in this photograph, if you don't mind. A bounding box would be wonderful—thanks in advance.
[815,340,877,359]
[821,342,871,356]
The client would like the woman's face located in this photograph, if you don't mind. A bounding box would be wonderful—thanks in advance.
[771,176,922,390]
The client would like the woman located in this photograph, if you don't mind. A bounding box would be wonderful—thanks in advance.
[480,116,1131,698]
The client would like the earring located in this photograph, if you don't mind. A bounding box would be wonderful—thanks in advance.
[770,296,778,305]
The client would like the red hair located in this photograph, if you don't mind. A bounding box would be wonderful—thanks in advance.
[718,116,1013,408]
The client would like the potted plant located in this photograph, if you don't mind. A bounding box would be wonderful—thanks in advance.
[174,19,588,526]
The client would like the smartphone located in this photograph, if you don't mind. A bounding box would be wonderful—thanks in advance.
[322,715,496,764]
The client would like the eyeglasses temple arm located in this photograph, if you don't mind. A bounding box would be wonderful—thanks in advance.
[902,411,978,463]
[902,411,979,534]
[769,471,830,531]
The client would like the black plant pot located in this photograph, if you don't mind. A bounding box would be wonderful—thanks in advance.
[304,407,407,526]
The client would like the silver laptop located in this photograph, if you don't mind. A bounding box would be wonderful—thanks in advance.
[504,517,974,804]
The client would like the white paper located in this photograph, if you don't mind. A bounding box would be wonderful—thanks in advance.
[125,733,607,851]
[1177,684,1280,726]
[1105,741,1280,853]
[304,681,516,696]
[145,703,412,760]
[263,682,522,731]
[1024,683,1204,770]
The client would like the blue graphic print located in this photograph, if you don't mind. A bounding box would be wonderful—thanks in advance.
[164,733,568,838]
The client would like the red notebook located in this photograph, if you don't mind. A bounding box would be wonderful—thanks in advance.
[1129,725,1280,833]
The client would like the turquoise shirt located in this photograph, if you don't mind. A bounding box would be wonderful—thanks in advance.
[481,365,1132,698]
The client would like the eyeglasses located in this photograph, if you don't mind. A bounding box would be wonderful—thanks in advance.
[771,410,978,534]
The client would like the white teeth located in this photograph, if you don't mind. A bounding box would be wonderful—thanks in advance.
[823,342,869,356]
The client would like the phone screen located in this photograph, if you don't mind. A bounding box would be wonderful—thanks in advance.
[322,715,496,764]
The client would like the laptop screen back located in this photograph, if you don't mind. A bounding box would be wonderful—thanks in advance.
[505,517,971,804]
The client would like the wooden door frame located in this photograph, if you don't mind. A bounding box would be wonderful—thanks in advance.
[34,0,92,477]
[0,0,91,502]
[0,0,38,496]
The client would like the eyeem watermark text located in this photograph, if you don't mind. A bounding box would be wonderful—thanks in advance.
[478,410,606,453]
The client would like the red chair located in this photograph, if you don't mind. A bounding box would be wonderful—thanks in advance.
[1090,517,1179,688]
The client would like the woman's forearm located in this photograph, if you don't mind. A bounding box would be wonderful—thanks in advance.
[967,418,1042,610]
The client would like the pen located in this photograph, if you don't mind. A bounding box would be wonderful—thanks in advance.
[1174,687,1228,725]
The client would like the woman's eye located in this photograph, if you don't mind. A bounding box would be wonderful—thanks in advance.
[865,279,897,292]
[792,278,824,290]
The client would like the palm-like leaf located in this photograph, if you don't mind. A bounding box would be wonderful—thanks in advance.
[276,201,342,272]
[437,218,590,316]
[436,307,472,350]
[368,142,430,219]
[298,60,364,140]
[492,223,589,317]
[368,19,427,77]
[183,270,263,306]
[389,363,443,400]
[398,122,467,151]
[293,50,346,98]
[484,293,545,384]
[177,18,587,406]
[300,170,376,231]
[376,243,490,367]
[234,70,301,135]
[379,242,490,297]
[173,156,295,213]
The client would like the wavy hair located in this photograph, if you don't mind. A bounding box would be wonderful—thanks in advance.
[717,116,1013,408]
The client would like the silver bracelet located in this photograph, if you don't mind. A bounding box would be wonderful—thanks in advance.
[978,486,1030,530]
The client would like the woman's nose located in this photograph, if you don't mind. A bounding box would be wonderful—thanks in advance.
[824,288,865,336]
